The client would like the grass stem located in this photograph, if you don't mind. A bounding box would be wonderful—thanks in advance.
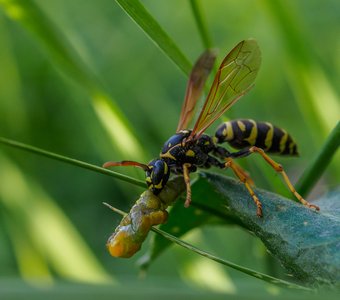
[296,121,340,197]
[0,137,145,188]
[189,0,212,48]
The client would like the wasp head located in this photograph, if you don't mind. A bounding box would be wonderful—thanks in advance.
[146,159,170,194]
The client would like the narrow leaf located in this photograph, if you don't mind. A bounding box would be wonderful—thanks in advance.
[0,153,113,283]
[189,0,212,48]
[0,137,145,188]
[115,0,192,75]
[262,0,340,139]
[296,121,340,197]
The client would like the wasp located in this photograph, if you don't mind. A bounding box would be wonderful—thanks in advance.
[104,39,319,217]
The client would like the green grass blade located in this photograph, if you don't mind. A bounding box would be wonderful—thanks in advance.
[0,0,145,160]
[1,211,53,282]
[189,0,212,48]
[296,121,340,197]
[0,153,113,283]
[0,137,145,188]
[115,0,192,75]
[151,227,311,291]
[262,0,340,185]
[262,0,340,138]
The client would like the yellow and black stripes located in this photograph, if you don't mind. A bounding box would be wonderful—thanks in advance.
[214,119,298,155]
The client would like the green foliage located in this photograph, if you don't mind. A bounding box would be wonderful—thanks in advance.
[204,175,340,286]
[142,173,340,287]
[0,0,339,297]
[296,121,340,196]
[115,0,192,75]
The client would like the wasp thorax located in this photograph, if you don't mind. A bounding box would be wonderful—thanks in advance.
[161,130,191,154]
[196,134,215,153]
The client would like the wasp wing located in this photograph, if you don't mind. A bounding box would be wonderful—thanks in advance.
[176,49,217,132]
[190,39,261,139]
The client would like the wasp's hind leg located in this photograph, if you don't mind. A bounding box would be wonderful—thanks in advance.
[224,158,263,217]
[230,146,320,212]
[207,153,262,216]
[213,146,255,186]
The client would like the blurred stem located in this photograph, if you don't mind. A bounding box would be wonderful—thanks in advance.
[0,137,145,188]
[115,0,191,75]
[189,0,212,48]
[262,0,340,137]
[296,121,340,197]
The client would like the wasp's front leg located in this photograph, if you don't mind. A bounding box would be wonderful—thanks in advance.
[182,163,192,207]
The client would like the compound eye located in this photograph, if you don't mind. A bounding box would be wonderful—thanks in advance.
[152,160,169,184]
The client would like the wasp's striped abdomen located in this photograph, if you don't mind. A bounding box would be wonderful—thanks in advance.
[214,119,298,155]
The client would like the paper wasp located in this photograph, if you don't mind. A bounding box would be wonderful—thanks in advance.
[104,39,319,218]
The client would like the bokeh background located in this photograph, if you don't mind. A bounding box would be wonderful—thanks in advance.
[0,0,339,298]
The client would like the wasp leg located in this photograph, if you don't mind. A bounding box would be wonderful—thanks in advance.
[209,147,255,186]
[232,146,320,211]
[183,163,192,208]
[225,158,262,217]
[230,161,254,186]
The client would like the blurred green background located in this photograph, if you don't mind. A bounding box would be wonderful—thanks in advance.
[0,0,339,298]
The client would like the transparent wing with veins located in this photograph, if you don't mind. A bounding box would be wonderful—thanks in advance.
[190,39,261,139]
[176,49,217,132]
